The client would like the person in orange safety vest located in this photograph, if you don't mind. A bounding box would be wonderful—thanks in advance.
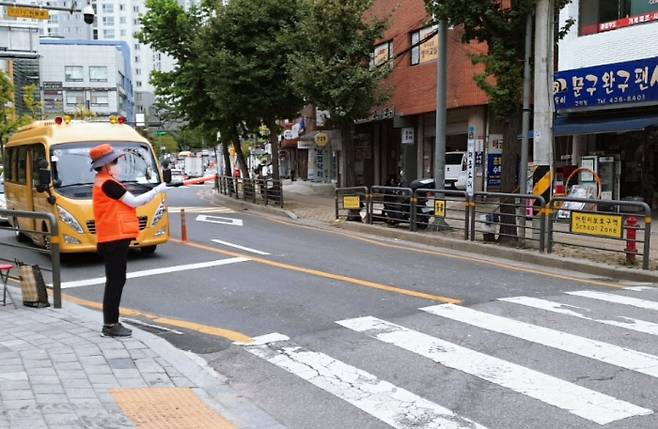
[90,144,168,337]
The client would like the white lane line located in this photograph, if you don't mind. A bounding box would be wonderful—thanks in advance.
[501,296,658,337]
[244,334,489,429]
[60,257,250,288]
[337,316,651,425]
[169,207,235,214]
[211,239,270,256]
[567,290,658,311]
[421,304,658,379]
[624,285,655,291]
[196,214,244,226]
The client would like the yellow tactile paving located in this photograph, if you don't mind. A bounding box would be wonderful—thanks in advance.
[112,387,237,429]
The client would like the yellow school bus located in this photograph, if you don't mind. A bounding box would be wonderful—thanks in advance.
[2,117,169,254]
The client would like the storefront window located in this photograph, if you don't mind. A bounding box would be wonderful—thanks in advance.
[579,0,658,36]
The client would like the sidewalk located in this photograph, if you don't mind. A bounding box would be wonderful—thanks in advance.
[0,287,284,429]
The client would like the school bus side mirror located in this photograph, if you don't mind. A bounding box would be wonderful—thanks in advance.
[36,160,51,193]
[163,169,172,184]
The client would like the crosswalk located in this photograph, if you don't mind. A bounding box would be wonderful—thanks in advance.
[238,286,658,428]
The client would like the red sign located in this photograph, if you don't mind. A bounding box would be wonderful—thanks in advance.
[581,12,658,35]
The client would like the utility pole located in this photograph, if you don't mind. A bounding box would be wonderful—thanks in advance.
[532,0,555,200]
[434,20,448,192]
[519,12,533,244]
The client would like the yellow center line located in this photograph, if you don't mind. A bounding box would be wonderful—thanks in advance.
[242,212,631,290]
[40,288,254,344]
[170,238,462,304]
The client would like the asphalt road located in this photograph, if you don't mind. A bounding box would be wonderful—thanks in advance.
[3,183,658,428]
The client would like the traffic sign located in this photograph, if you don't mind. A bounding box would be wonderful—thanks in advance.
[7,6,49,20]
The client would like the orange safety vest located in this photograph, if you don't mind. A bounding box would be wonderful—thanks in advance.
[92,172,139,243]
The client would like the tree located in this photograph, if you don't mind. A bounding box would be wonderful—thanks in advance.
[0,72,31,156]
[425,0,571,241]
[153,134,178,154]
[287,0,391,186]
[425,0,572,192]
[22,84,43,120]
[139,0,304,182]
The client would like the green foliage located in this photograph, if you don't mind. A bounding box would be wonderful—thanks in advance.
[22,84,43,120]
[0,72,31,154]
[287,0,391,126]
[174,126,212,151]
[425,0,572,118]
[153,134,178,154]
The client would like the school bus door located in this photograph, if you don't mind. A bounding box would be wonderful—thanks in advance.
[30,143,50,242]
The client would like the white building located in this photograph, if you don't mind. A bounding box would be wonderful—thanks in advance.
[555,0,658,206]
[39,38,134,120]
[42,0,198,118]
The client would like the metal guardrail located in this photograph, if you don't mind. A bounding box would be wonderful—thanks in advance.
[369,186,414,230]
[334,185,655,269]
[335,187,368,222]
[413,189,470,240]
[0,209,62,308]
[547,197,652,270]
[471,193,546,252]
[218,175,284,208]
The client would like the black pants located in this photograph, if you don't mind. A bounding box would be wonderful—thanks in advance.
[97,239,131,325]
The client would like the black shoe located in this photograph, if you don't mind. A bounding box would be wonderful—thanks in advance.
[101,323,132,337]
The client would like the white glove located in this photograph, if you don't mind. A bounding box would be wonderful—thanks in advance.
[120,184,166,208]
[154,183,168,193]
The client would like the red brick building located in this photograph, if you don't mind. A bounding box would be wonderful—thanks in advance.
[356,0,495,188]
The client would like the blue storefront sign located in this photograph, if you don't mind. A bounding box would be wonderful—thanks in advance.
[554,56,658,111]
[486,154,502,187]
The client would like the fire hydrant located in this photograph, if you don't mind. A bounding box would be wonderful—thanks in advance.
[625,216,638,264]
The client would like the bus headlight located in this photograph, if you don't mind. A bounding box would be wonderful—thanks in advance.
[151,201,166,227]
[57,205,83,234]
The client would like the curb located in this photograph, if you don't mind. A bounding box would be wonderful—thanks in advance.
[210,191,658,283]
[55,293,286,429]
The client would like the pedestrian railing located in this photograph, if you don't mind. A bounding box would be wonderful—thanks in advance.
[413,189,470,240]
[334,185,654,270]
[335,187,368,222]
[218,175,284,208]
[0,209,62,307]
[546,197,652,270]
[471,193,546,252]
[369,186,414,229]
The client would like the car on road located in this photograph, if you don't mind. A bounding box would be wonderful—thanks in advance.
[0,172,7,224]
[445,151,467,190]
[169,169,186,185]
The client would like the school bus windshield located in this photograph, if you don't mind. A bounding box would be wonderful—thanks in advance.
[51,141,161,196]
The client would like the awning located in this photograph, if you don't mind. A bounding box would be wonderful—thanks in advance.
[553,114,658,137]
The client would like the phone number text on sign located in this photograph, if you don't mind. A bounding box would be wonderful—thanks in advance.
[570,212,623,239]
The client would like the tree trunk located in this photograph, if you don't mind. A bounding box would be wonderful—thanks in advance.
[498,111,522,243]
[221,141,231,177]
[233,140,250,178]
[341,122,355,187]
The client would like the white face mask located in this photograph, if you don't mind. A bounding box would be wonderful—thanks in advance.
[108,163,120,178]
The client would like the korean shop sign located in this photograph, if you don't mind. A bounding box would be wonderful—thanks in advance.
[554,56,658,111]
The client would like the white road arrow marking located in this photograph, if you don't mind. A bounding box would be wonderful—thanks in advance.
[196,214,244,226]
[211,239,269,255]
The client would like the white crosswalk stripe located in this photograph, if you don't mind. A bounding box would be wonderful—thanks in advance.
[167,206,235,214]
[500,295,658,336]
[337,316,651,425]
[567,290,658,311]
[243,334,489,429]
[421,303,658,379]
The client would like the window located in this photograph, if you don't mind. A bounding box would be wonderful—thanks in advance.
[17,147,27,185]
[103,16,114,26]
[91,91,109,107]
[89,66,108,82]
[411,26,438,66]
[134,43,140,51]
[120,29,127,36]
[119,4,125,11]
[31,145,46,188]
[372,41,393,68]
[66,91,85,106]
[103,29,115,38]
[102,3,113,13]
[136,81,142,88]
[65,66,84,82]
[579,0,658,35]
[135,68,141,75]
[133,5,139,12]
[4,148,15,182]
[135,56,140,63]
[120,16,127,24]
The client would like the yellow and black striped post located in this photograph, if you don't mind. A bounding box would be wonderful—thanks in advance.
[532,165,552,207]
